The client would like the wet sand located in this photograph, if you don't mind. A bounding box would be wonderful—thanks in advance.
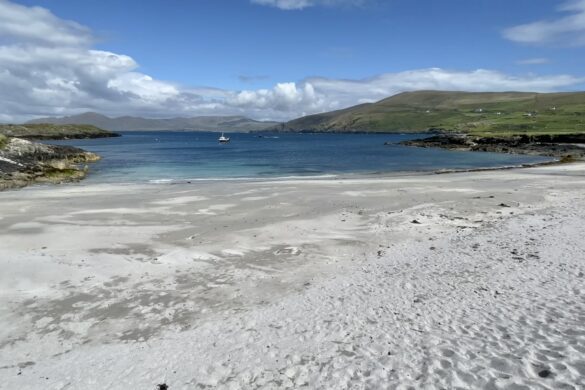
[1,164,585,389]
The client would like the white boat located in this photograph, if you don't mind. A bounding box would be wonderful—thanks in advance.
[218,132,230,143]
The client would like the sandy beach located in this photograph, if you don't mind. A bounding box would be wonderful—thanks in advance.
[1,164,585,389]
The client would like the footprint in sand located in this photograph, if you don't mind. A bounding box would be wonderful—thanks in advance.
[274,246,302,256]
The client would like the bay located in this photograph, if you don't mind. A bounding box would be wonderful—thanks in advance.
[48,131,551,183]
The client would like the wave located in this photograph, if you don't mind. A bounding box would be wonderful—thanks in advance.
[147,174,339,184]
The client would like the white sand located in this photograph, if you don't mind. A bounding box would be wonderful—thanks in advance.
[1,164,585,389]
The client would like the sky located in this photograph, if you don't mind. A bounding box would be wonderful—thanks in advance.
[1,0,585,122]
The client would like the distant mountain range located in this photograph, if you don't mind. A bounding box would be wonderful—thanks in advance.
[27,112,279,132]
[26,90,585,136]
[271,90,585,135]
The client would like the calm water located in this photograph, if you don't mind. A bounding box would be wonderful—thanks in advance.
[49,131,550,183]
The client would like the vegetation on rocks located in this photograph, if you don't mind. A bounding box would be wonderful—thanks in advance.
[0,137,100,191]
[0,123,119,140]
[402,133,585,161]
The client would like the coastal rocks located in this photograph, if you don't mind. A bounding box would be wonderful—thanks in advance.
[0,137,100,190]
[401,133,585,160]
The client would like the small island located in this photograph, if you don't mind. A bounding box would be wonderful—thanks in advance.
[0,124,119,190]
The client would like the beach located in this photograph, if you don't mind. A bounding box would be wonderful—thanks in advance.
[1,164,584,389]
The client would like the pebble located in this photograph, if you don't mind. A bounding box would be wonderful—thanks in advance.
[537,369,551,378]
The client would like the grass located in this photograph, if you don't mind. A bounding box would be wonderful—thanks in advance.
[0,134,7,149]
[432,109,585,137]
[281,91,585,137]
[0,124,116,139]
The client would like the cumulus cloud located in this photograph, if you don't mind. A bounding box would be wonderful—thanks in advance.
[226,69,582,119]
[0,0,92,46]
[503,0,585,45]
[250,0,365,10]
[0,0,583,123]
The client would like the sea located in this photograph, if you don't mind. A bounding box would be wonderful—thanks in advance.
[48,131,551,184]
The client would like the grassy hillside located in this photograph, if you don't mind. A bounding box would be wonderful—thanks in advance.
[0,123,119,139]
[276,91,585,136]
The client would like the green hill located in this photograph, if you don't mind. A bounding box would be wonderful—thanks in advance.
[275,91,585,136]
[0,123,119,140]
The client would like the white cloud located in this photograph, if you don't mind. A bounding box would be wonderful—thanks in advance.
[503,0,585,45]
[0,0,583,123]
[226,69,582,119]
[252,0,312,10]
[250,0,364,10]
[516,58,550,65]
[0,0,92,46]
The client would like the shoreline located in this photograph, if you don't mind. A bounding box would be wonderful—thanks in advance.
[2,130,572,191]
[431,155,569,175]
[6,157,560,192]
[1,163,584,388]
[401,132,585,160]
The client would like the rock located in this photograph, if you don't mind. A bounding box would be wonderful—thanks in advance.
[538,369,551,378]
[401,134,585,160]
[284,367,297,379]
[411,219,421,224]
[0,137,100,191]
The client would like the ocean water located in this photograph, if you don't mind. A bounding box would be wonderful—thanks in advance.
[49,131,551,183]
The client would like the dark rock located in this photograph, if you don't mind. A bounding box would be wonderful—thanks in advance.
[538,369,551,378]
[0,137,100,191]
[401,134,585,160]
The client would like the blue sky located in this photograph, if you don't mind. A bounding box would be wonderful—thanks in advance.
[1,0,585,121]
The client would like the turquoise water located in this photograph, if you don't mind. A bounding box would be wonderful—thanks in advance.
[49,131,551,183]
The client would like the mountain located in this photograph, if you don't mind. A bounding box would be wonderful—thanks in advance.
[26,113,279,132]
[272,90,585,136]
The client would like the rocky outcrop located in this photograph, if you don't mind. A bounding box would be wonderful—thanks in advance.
[401,133,585,160]
[0,137,100,191]
[0,123,119,140]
